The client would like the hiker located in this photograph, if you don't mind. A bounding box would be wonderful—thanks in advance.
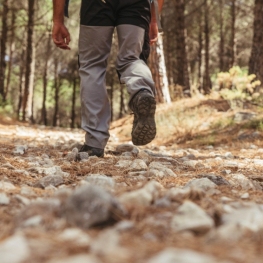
[52,0,164,157]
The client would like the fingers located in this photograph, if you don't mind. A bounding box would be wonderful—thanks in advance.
[53,36,71,50]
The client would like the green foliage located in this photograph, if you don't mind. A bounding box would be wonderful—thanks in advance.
[215,67,263,109]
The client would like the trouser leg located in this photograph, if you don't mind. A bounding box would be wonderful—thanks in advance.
[79,25,114,149]
[116,24,155,107]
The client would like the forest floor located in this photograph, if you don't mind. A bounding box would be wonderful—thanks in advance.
[1,96,263,263]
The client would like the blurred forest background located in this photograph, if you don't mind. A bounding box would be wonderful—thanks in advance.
[0,0,263,128]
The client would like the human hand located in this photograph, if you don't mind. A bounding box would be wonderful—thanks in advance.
[52,22,71,50]
[149,21,158,45]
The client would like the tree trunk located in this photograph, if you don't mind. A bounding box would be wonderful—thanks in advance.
[203,0,212,94]
[53,58,60,127]
[17,49,26,120]
[4,6,16,101]
[41,33,52,126]
[174,0,190,96]
[118,84,126,119]
[0,0,9,100]
[219,0,225,72]
[197,14,203,92]
[249,0,263,84]
[229,0,236,68]
[22,0,35,121]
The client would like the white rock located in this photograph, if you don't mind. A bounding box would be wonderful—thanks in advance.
[0,193,10,205]
[85,174,115,190]
[222,204,263,233]
[47,255,101,263]
[148,168,177,179]
[228,174,256,190]
[13,145,28,155]
[147,248,224,263]
[171,201,214,234]
[115,160,132,168]
[0,181,16,191]
[23,215,43,227]
[225,152,234,158]
[128,159,148,171]
[184,178,217,191]
[223,161,239,169]
[241,193,250,199]
[119,181,162,207]
[0,234,30,263]
[183,160,198,168]
[116,144,138,154]
[58,228,91,246]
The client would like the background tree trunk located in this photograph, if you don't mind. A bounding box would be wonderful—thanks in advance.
[53,58,60,127]
[203,0,212,94]
[229,0,236,68]
[0,0,9,100]
[174,0,190,96]
[249,0,263,84]
[22,0,36,121]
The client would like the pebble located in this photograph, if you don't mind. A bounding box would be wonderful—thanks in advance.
[58,228,91,246]
[119,181,162,207]
[0,181,16,191]
[228,174,256,190]
[85,174,115,190]
[63,185,124,229]
[13,145,28,155]
[34,175,64,189]
[115,160,132,168]
[184,178,217,191]
[128,159,148,171]
[147,248,225,263]
[0,234,30,263]
[47,255,101,263]
[0,193,10,205]
[171,201,214,234]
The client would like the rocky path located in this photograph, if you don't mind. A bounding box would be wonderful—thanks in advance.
[1,124,263,263]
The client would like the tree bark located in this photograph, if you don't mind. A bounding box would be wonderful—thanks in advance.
[203,0,212,94]
[22,0,36,121]
[219,0,225,72]
[41,33,52,126]
[4,6,16,101]
[174,0,190,96]
[0,0,9,100]
[249,0,263,84]
[229,0,236,68]
[53,58,60,127]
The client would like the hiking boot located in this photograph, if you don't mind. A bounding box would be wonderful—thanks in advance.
[79,144,104,158]
[130,89,156,146]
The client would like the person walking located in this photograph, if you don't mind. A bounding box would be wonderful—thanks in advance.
[52,0,164,157]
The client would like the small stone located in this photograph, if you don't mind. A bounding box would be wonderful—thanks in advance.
[116,144,138,154]
[0,181,16,191]
[85,174,115,190]
[225,152,234,158]
[115,160,132,168]
[223,161,239,169]
[0,193,10,205]
[128,159,148,171]
[241,193,250,199]
[115,220,135,232]
[22,215,43,227]
[119,181,162,207]
[78,152,89,160]
[47,255,101,263]
[147,248,222,263]
[198,174,230,186]
[171,201,214,234]
[183,160,199,169]
[15,195,31,205]
[20,186,35,196]
[184,178,217,191]
[58,228,91,246]
[0,234,30,263]
[228,174,256,190]
[13,145,28,155]
[34,175,64,189]
[63,185,124,229]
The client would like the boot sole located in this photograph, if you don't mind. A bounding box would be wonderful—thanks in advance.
[132,95,156,146]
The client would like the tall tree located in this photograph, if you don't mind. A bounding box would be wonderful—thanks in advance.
[249,0,263,85]
[174,0,190,96]
[0,0,9,100]
[22,0,36,121]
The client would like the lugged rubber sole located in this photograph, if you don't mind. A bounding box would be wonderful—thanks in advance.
[132,95,156,146]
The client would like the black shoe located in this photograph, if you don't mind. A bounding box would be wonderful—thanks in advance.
[79,144,104,158]
[130,89,156,146]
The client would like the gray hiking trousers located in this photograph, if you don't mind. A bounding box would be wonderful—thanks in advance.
[79,0,156,149]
